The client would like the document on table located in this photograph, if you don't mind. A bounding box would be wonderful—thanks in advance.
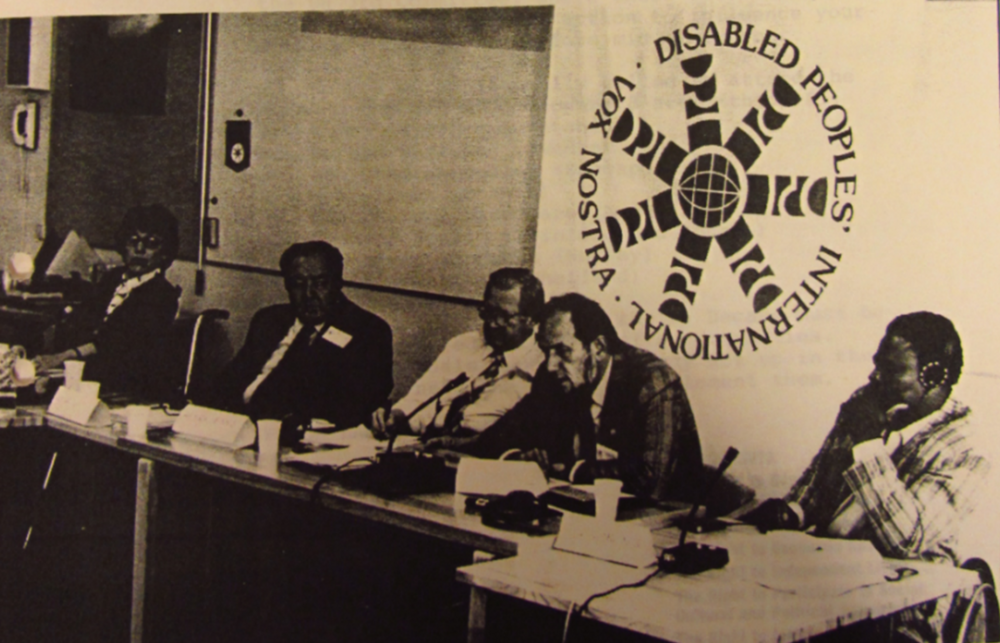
[283,426,421,468]
[690,527,887,596]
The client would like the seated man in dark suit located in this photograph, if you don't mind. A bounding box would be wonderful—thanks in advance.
[213,241,393,428]
[464,293,703,502]
[742,312,989,643]
[33,204,181,399]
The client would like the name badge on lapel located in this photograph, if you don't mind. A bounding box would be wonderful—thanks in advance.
[320,325,352,348]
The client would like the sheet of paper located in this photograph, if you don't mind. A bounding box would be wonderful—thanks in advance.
[455,457,550,497]
[287,425,422,468]
[172,404,255,450]
[555,512,658,568]
[692,528,887,596]
[302,425,420,450]
[282,444,377,469]
[47,385,108,427]
[45,230,103,281]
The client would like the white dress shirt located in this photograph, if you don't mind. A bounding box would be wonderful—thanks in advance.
[395,330,543,434]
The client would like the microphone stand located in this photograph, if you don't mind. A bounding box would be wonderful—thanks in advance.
[659,447,739,574]
[384,372,470,455]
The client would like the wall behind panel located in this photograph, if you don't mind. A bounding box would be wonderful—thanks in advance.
[206,8,552,300]
[0,20,49,263]
[168,259,480,402]
[45,14,203,260]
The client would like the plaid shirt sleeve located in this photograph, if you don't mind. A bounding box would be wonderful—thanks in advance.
[842,413,989,560]
[785,386,885,530]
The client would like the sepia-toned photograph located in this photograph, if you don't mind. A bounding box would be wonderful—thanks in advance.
[0,1,997,641]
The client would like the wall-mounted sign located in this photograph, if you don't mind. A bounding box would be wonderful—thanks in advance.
[572,19,858,363]
[225,119,251,172]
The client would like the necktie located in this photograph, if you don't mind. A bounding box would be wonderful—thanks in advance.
[243,322,315,404]
[438,351,506,434]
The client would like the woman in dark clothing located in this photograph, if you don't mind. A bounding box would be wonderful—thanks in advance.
[34,205,182,400]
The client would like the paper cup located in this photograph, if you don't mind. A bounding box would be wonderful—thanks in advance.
[593,478,623,523]
[257,420,282,470]
[7,252,33,282]
[126,405,150,439]
[64,360,85,391]
[11,358,36,387]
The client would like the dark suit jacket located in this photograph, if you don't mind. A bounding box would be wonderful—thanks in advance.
[214,296,393,428]
[472,343,703,502]
[57,267,181,400]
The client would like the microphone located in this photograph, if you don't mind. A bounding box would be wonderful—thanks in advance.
[659,447,739,575]
[384,373,470,455]
[404,372,470,421]
[677,446,739,544]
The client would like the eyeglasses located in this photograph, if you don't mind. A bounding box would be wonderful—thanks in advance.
[478,305,525,326]
[126,233,164,250]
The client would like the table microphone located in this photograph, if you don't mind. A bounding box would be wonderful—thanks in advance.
[404,373,470,421]
[385,372,470,455]
[659,447,739,575]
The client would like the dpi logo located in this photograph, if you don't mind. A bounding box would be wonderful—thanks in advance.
[577,21,858,361]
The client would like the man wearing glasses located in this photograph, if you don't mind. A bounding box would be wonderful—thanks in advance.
[371,268,543,441]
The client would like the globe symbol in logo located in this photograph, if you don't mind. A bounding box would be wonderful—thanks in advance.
[676,151,743,235]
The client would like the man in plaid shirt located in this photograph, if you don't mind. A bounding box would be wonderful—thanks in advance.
[744,312,990,642]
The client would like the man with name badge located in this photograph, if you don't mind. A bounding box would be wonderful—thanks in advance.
[214,241,393,428]
[370,268,544,444]
[742,312,990,643]
[468,293,704,502]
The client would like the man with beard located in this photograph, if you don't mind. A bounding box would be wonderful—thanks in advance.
[214,241,392,427]
[743,312,989,643]
[467,293,703,502]
[370,268,544,440]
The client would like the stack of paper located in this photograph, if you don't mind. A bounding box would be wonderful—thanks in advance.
[283,426,420,468]
[46,231,103,281]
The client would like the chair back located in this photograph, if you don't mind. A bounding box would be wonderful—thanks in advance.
[165,309,230,406]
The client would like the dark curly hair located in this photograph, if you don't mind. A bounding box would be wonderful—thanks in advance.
[115,204,180,267]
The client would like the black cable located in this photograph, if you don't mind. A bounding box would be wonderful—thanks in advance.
[150,403,181,416]
[308,457,374,504]
[561,567,662,643]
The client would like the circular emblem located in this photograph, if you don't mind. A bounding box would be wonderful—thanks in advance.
[230,142,245,164]
[575,21,859,361]
[673,147,746,236]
